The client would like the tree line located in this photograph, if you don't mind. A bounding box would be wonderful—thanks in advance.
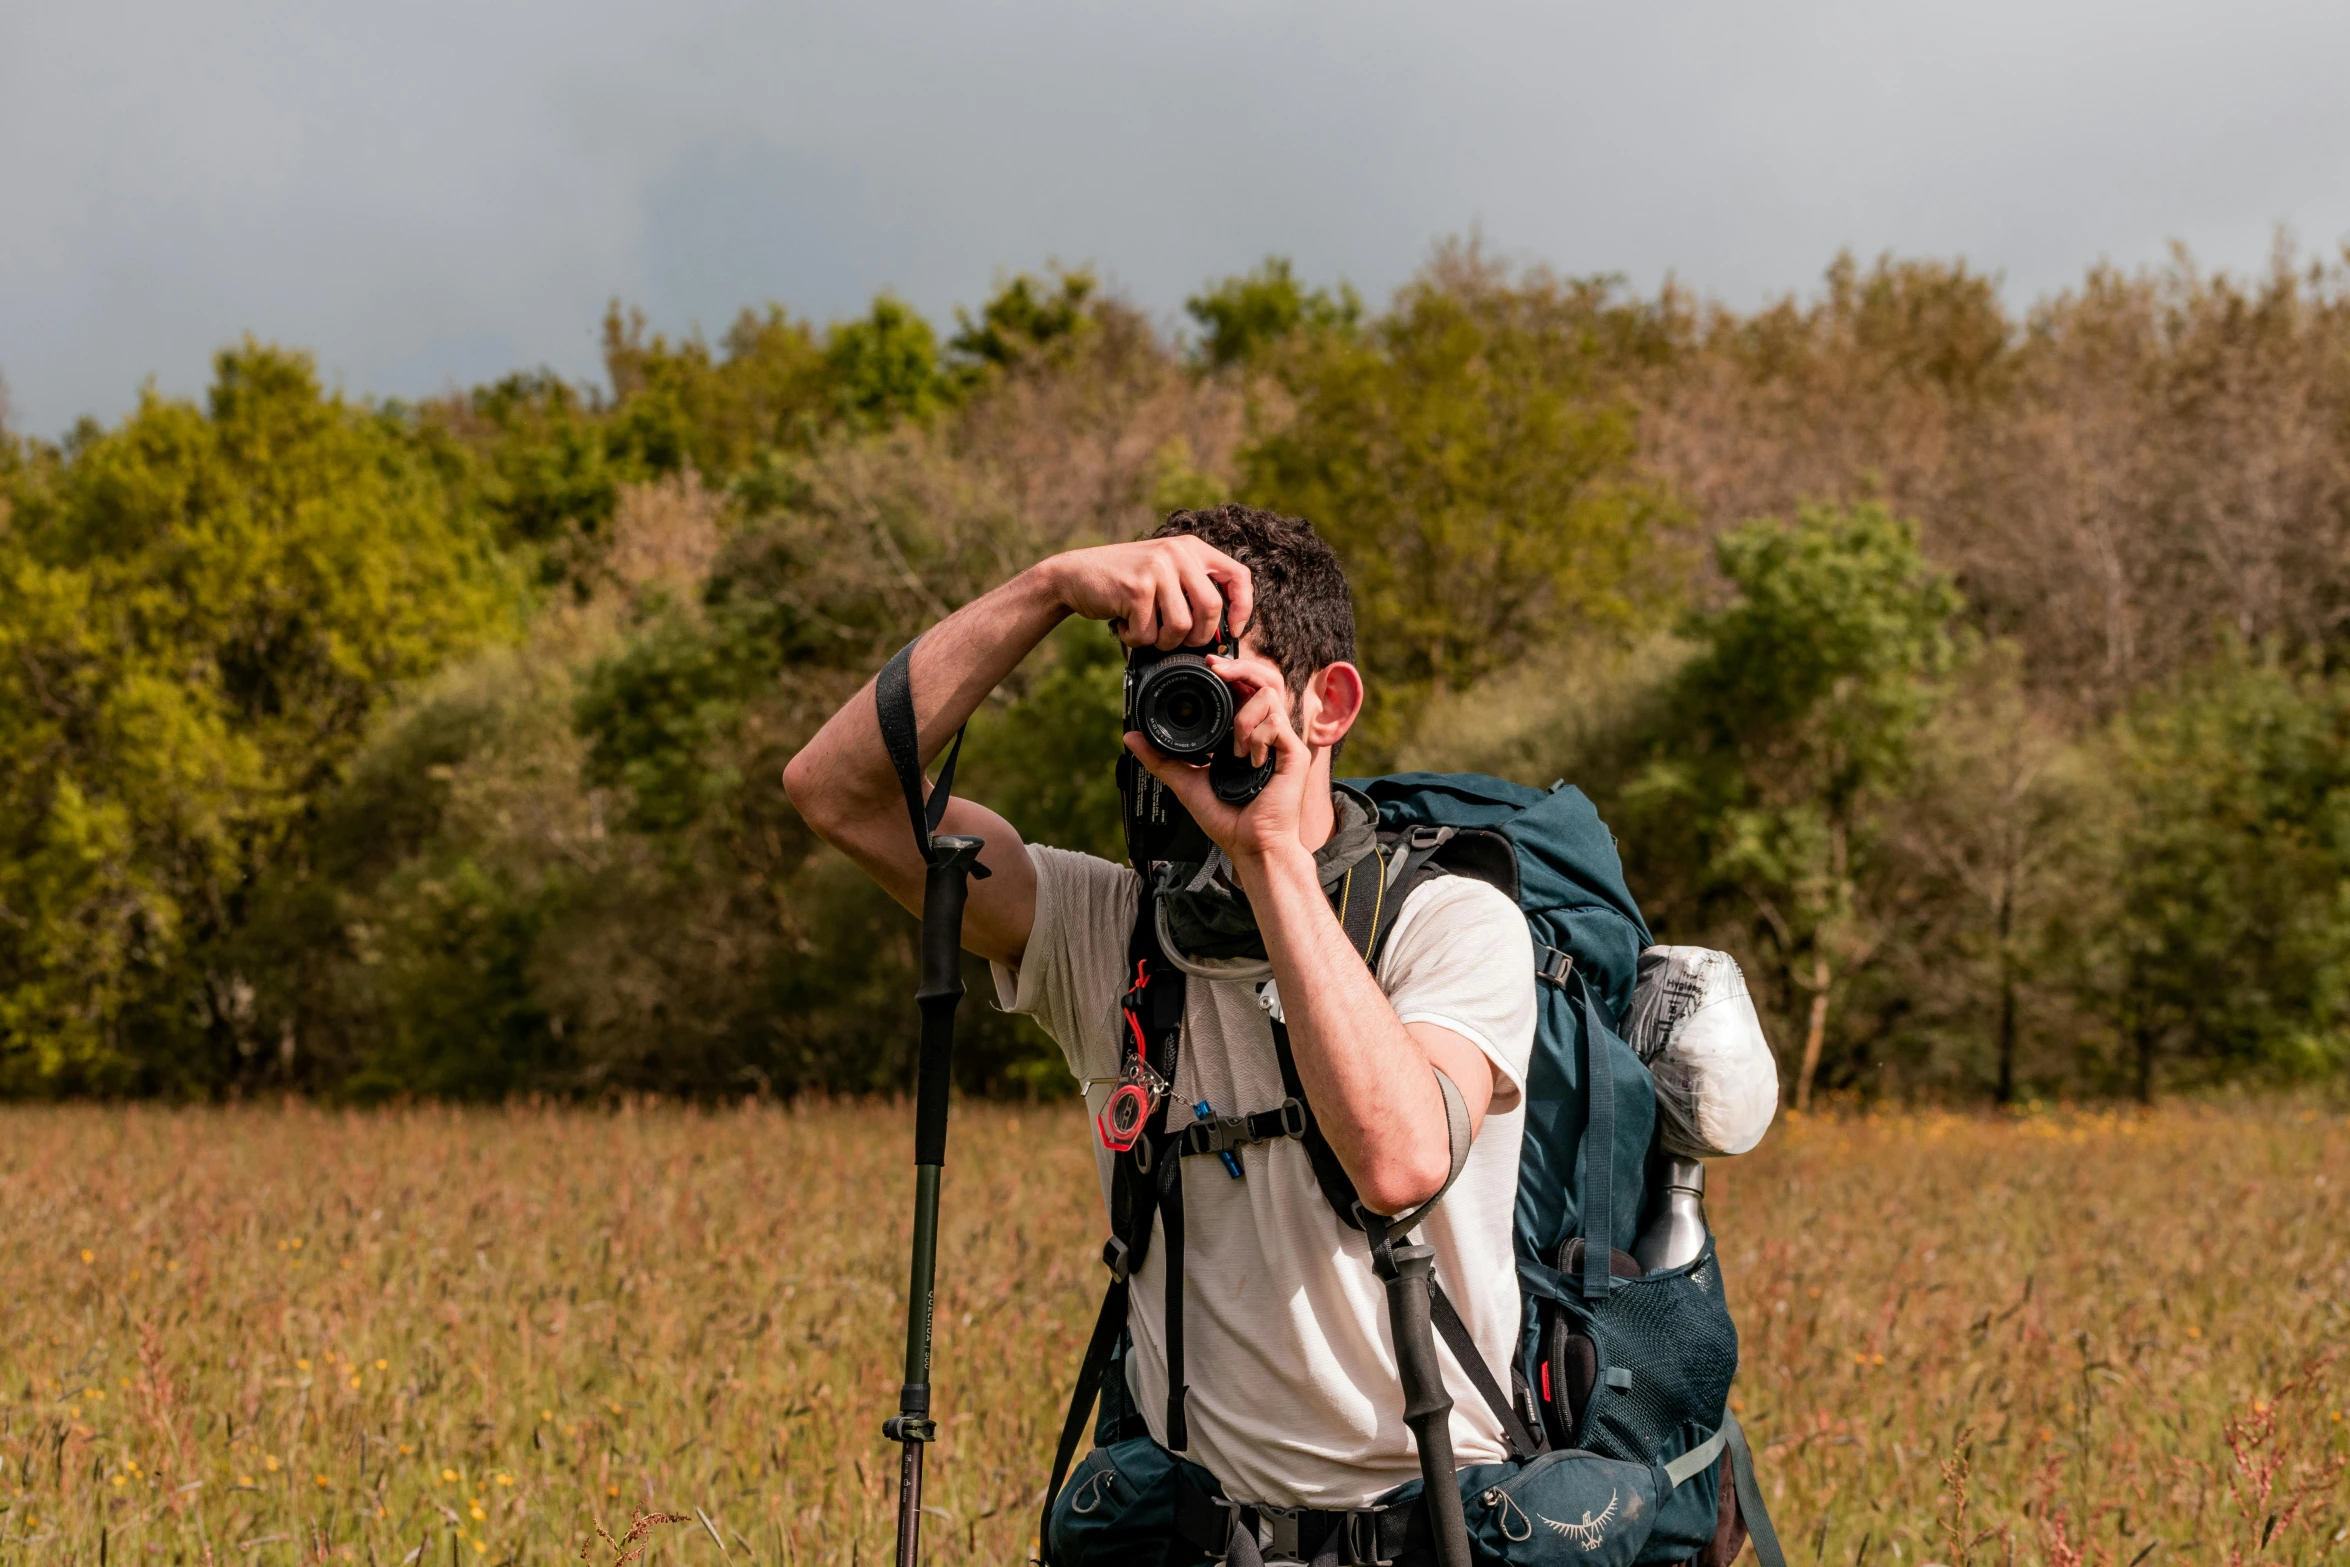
[5,242,2350,1105]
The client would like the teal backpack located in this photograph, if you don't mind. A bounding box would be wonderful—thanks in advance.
[1040,773,1784,1567]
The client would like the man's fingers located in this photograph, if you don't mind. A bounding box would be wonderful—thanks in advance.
[1207,652,1287,699]
[1178,561,1225,645]
[1117,584,1158,647]
[1151,560,1195,650]
[1124,731,1216,814]
[1196,546,1254,637]
[1230,686,1287,767]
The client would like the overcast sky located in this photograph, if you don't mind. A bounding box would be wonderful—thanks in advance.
[5,0,2349,437]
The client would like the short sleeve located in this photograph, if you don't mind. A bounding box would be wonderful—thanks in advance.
[1374,876,1537,1113]
[990,844,1139,1089]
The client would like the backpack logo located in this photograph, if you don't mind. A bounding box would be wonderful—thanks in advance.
[1541,1489,1619,1549]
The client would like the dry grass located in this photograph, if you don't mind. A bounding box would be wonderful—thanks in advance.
[0,1100,2343,1565]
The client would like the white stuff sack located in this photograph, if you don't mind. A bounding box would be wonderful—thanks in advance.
[1623,945,1779,1159]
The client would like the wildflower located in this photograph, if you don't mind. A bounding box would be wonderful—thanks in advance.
[315,1474,332,1489]
[2186,1327,2203,1339]
[540,1410,553,1422]
[111,1475,127,1488]
[470,1504,486,1520]
[495,1473,514,1487]
[297,1359,311,1371]
[472,1545,487,1557]
[398,1444,413,1456]
[375,1359,389,1371]
[442,1468,459,1483]
[606,1485,620,1497]
[348,1375,362,1390]
[238,1475,255,1487]
[80,1250,93,1264]
[265,1456,280,1472]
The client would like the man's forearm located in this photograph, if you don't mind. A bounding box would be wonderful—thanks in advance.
[1238,846,1453,1216]
[785,565,1069,830]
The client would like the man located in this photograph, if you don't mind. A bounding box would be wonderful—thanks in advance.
[783,505,1536,1553]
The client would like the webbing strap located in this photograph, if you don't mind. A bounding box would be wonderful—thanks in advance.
[874,638,967,855]
[1427,1281,1542,1462]
[1662,1419,1730,1490]
[1266,840,1450,1232]
[1172,1469,1421,1567]
[1268,1016,1364,1228]
[1158,1142,1189,1451]
[1578,980,1615,1299]
[1175,1099,1306,1159]
[1036,1277,1130,1559]
[1727,1413,1788,1567]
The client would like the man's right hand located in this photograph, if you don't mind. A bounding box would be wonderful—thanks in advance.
[782,535,1253,971]
[1042,537,1254,649]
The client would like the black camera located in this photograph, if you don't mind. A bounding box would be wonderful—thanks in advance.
[1117,622,1274,867]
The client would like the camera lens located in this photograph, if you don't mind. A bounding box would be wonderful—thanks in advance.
[1134,654,1233,761]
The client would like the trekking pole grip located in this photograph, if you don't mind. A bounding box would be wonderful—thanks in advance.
[913,835,983,1165]
[1375,1236,1473,1567]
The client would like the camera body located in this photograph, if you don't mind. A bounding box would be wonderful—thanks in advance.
[1118,622,1274,867]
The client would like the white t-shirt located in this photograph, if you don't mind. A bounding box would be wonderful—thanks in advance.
[993,844,1538,1510]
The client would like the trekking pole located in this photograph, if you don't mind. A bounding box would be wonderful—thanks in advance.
[871,642,987,1567]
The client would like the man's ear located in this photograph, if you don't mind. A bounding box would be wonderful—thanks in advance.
[1303,662,1364,749]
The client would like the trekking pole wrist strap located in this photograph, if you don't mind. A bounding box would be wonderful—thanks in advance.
[875,635,975,864]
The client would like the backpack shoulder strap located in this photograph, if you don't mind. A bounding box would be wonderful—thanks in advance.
[1269,831,1462,1227]
[1039,883,1187,1560]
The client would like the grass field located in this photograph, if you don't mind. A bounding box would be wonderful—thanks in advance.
[1,1100,2344,1566]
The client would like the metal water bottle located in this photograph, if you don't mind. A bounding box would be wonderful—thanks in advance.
[1633,1157,1709,1274]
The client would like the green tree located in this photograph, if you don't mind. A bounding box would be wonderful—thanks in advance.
[951,268,1099,374]
[1186,257,1360,368]
[823,296,949,429]
[0,344,517,1090]
[2099,657,2350,1099]
[1624,504,1959,1110]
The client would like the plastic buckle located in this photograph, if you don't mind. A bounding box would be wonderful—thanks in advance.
[1100,1236,1131,1282]
[1536,946,1576,988]
[1261,1508,1302,1559]
[1344,1508,1394,1567]
[1277,1097,1308,1139]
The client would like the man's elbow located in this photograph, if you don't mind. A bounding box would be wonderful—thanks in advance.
[1353,1142,1454,1219]
[781,749,843,842]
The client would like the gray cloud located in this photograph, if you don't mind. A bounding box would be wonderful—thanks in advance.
[5,0,2348,435]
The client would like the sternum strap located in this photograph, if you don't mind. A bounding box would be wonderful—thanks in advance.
[1174,1098,1307,1160]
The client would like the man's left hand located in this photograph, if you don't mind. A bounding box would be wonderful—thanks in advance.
[1125,652,1315,868]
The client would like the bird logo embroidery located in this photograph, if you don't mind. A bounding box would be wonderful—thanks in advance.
[1541,1489,1619,1550]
